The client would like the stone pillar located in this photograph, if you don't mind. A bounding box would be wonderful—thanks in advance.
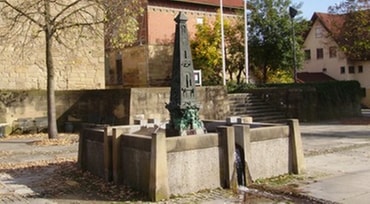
[237,116,253,123]
[149,132,170,201]
[217,126,235,188]
[112,127,125,184]
[134,119,147,126]
[226,116,240,125]
[287,119,305,174]
[77,126,85,169]
[104,127,113,182]
[234,125,253,185]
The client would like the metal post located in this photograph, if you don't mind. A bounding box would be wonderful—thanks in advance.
[289,7,298,83]
[291,18,297,83]
[244,0,249,83]
[220,0,226,86]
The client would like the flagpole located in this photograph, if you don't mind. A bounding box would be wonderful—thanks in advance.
[220,0,226,86]
[244,0,249,83]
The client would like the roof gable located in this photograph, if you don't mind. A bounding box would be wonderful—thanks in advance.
[311,12,346,39]
[308,11,370,60]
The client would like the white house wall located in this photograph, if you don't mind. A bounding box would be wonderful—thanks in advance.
[302,19,370,106]
[302,20,348,80]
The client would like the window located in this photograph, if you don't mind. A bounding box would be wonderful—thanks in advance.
[349,66,355,74]
[316,48,324,59]
[196,17,204,24]
[358,65,363,73]
[304,49,311,60]
[329,46,337,58]
[315,27,323,38]
[340,66,345,74]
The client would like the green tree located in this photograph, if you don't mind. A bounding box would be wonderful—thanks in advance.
[329,0,370,60]
[224,12,246,84]
[191,12,247,85]
[191,14,224,85]
[248,0,306,83]
[0,0,143,138]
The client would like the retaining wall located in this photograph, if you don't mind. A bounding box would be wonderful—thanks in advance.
[0,86,228,135]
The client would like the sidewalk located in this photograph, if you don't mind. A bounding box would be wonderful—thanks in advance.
[299,120,370,204]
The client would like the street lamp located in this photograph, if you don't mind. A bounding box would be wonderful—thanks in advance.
[289,6,298,83]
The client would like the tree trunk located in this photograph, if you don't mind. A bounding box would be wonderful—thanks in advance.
[262,64,268,83]
[45,0,58,139]
[236,64,243,84]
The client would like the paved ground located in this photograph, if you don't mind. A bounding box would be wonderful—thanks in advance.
[299,120,370,204]
[1,112,370,203]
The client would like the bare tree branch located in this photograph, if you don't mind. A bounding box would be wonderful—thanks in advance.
[0,0,44,29]
[51,0,83,23]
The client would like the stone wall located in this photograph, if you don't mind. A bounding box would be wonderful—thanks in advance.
[105,126,230,201]
[0,86,228,135]
[78,127,106,178]
[129,86,229,124]
[148,45,173,86]
[78,118,304,201]
[0,89,131,134]
[249,126,291,179]
[0,90,82,133]
[0,9,105,90]
[106,45,172,87]
[363,88,370,107]
[167,144,221,195]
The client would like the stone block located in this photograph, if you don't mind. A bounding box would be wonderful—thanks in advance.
[226,116,240,125]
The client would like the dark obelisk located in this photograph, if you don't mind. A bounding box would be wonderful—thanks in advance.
[166,12,204,137]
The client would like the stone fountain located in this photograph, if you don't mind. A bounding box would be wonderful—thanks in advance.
[165,12,205,137]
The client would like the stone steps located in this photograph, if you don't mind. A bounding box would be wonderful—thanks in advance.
[228,93,287,123]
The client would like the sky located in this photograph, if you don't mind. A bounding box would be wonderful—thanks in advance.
[291,0,344,19]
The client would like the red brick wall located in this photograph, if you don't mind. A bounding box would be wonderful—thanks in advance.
[147,0,239,45]
[106,0,240,88]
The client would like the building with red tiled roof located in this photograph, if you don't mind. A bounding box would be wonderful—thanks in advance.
[300,12,370,106]
[106,0,243,88]
[311,12,345,39]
